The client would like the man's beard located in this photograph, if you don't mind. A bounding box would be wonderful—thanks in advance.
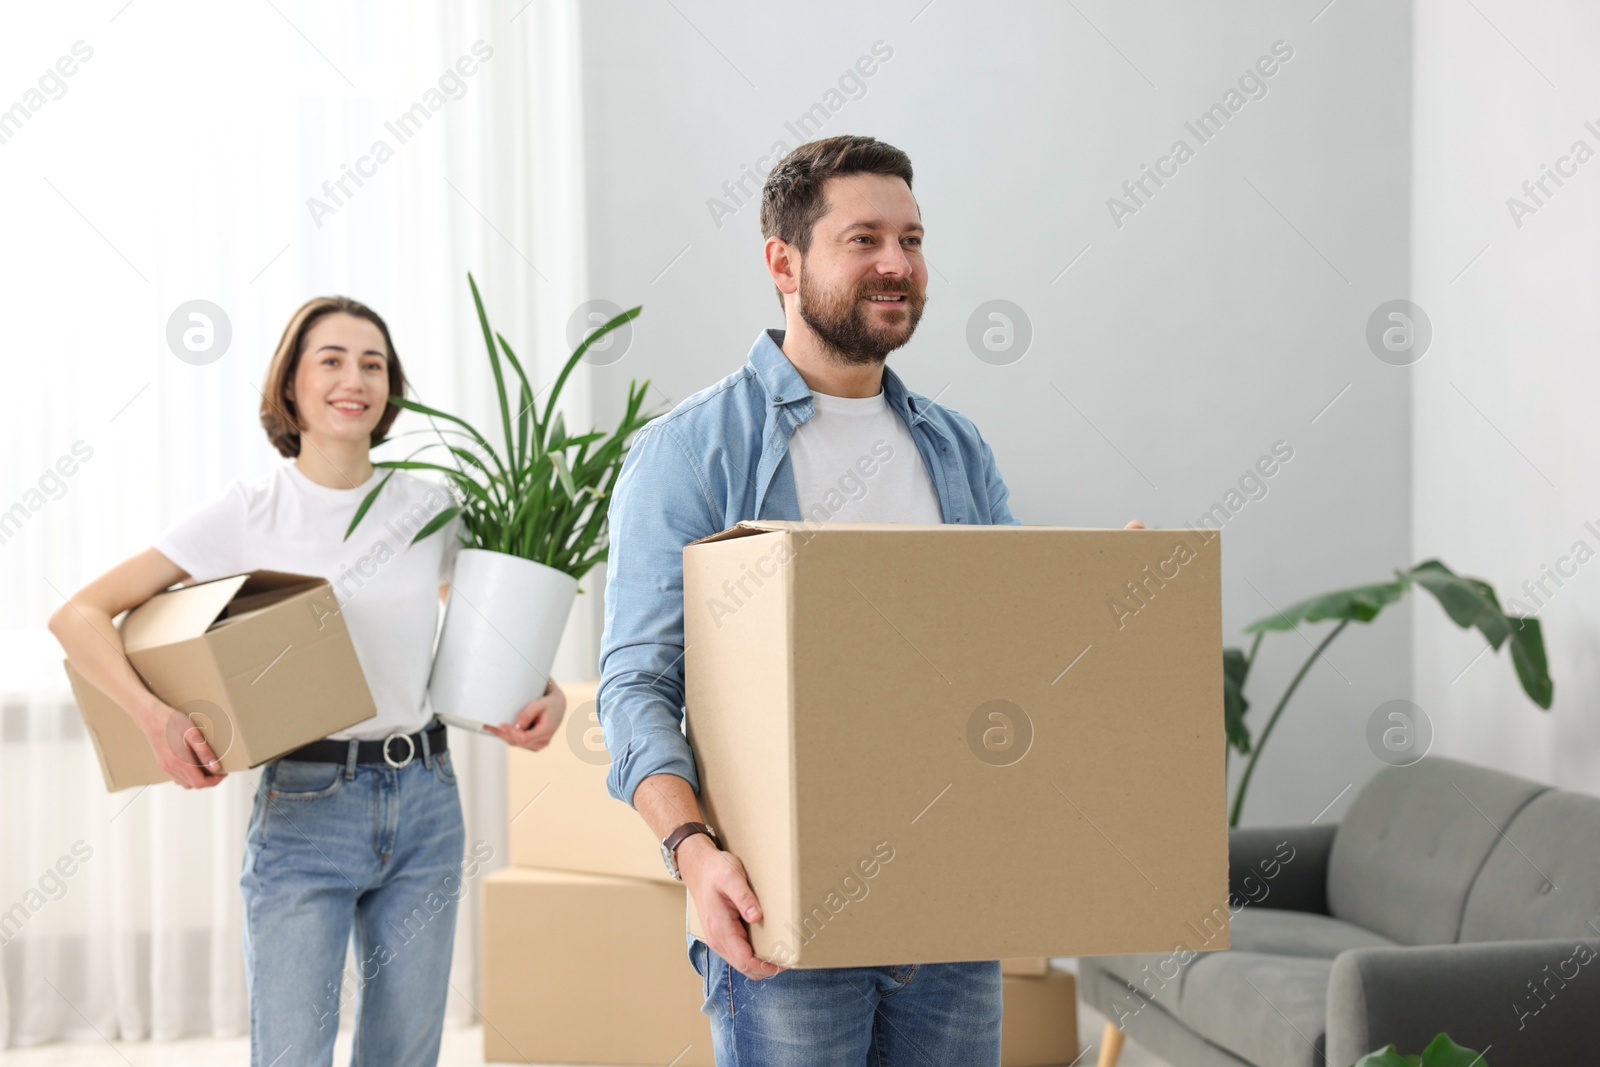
[797,270,926,366]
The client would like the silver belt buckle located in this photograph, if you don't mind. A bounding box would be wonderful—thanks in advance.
[382,731,416,768]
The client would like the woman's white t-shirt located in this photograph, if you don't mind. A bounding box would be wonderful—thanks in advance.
[152,462,464,742]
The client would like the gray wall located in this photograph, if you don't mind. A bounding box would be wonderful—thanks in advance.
[1412,0,1600,794]
[576,0,1415,827]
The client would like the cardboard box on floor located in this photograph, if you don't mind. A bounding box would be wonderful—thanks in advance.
[62,571,377,791]
[1002,969,1080,1067]
[682,521,1229,968]
[505,678,675,884]
[1001,957,1051,977]
[481,868,714,1066]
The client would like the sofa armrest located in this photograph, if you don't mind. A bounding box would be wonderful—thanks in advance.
[1326,938,1600,1067]
[1228,823,1336,914]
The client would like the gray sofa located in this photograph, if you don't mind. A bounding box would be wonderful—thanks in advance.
[1079,756,1600,1066]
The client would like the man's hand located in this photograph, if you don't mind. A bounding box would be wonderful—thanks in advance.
[485,679,567,751]
[678,834,786,981]
[135,701,227,789]
[1125,520,1145,529]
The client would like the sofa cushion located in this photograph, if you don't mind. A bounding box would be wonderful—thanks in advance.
[1327,757,1547,945]
[1177,952,1329,1067]
[1459,789,1600,943]
[1078,960,1254,1067]
[1227,906,1398,958]
[1083,904,1393,1036]
[1086,947,1202,1024]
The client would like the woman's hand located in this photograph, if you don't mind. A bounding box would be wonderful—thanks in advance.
[484,679,566,752]
[1125,520,1146,529]
[134,700,228,789]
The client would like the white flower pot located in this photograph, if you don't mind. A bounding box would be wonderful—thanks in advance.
[428,548,579,731]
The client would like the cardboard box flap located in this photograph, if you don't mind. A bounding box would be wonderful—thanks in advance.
[122,575,250,652]
[687,520,791,546]
[216,571,328,620]
[689,519,962,547]
[121,570,324,651]
[681,518,1107,547]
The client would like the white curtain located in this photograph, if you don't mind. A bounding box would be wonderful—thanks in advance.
[0,0,597,1047]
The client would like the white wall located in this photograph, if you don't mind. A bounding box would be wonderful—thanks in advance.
[1412,0,1600,793]
[573,0,1416,827]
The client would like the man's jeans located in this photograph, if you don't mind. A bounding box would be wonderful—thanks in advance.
[240,743,465,1067]
[689,937,1003,1066]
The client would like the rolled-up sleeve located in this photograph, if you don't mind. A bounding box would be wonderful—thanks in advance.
[978,434,1021,526]
[599,420,718,807]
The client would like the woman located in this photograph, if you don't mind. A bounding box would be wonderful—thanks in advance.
[48,296,564,1066]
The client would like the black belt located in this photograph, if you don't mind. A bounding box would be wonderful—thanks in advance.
[280,719,447,767]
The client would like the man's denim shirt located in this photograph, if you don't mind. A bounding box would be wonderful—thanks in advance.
[598,328,1021,809]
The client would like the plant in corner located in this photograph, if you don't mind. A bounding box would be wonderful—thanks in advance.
[1225,560,1553,827]
[345,273,663,730]
[1355,1032,1489,1066]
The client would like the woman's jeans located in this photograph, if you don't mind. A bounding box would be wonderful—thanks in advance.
[689,937,1003,1066]
[240,739,466,1067]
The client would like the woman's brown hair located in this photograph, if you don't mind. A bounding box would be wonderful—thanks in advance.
[258,296,406,458]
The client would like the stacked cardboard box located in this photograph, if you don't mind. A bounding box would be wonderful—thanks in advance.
[483,679,716,1066]
[1002,966,1081,1066]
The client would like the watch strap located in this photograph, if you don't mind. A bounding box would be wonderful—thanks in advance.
[663,821,717,855]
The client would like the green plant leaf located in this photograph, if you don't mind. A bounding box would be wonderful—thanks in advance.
[1222,647,1251,756]
[1416,1032,1488,1066]
[552,452,577,501]
[1244,578,1409,633]
[1406,560,1511,650]
[493,331,537,474]
[558,430,607,450]
[540,306,643,444]
[342,469,396,540]
[371,459,484,491]
[407,504,461,545]
[468,273,518,488]
[385,396,507,482]
[1509,616,1553,709]
[1404,560,1552,710]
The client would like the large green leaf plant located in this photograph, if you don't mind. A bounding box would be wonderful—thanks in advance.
[1227,561,1552,827]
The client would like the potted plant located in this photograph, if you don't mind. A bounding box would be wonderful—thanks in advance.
[346,273,661,729]
[1226,560,1552,826]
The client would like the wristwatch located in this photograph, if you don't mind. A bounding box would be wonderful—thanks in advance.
[661,821,719,881]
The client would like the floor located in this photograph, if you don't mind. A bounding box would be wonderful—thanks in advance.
[0,1004,1172,1066]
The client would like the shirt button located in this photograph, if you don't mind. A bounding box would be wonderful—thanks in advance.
[774,395,783,402]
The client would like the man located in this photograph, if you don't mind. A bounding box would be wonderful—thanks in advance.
[599,134,1137,1064]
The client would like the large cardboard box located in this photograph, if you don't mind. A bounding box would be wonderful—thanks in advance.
[62,571,377,791]
[1002,969,1080,1067]
[506,679,674,883]
[481,868,714,1066]
[682,521,1228,968]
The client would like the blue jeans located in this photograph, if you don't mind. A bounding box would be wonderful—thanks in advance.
[240,737,465,1067]
[689,937,1003,1066]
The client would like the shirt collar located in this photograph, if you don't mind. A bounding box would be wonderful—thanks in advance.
[747,328,936,428]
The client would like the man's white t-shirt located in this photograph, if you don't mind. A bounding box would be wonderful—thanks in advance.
[786,387,943,523]
[152,462,463,741]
